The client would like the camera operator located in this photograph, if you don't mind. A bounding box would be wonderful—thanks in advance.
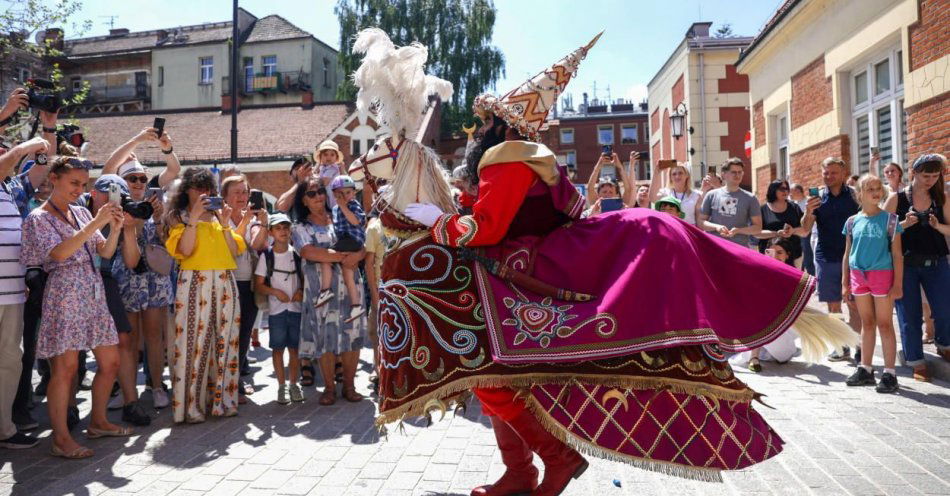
[0,86,58,449]
[101,127,181,189]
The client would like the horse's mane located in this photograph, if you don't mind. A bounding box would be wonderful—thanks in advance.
[381,138,457,215]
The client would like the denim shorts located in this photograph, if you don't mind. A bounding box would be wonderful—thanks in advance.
[816,260,844,302]
[268,311,301,349]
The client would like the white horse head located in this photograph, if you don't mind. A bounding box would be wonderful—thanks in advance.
[345,28,456,215]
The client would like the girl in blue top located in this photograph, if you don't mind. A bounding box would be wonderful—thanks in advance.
[841,174,903,393]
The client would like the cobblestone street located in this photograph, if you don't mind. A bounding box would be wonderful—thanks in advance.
[2,319,949,496]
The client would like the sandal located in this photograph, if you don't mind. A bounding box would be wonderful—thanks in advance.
[345,305,365,323]
[87,426,134,439]
[300,364,315,387]
[314,289,335,308]
[343,387,363,403]
[51,444,93,459]
[319,387,336,406]
[748,358,762,373]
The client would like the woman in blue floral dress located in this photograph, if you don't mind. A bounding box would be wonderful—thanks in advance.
[290,177,366,405]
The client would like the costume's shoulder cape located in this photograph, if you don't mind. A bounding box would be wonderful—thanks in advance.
[477,141,560,186]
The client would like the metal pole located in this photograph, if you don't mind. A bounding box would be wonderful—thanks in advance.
[229,0,239,163]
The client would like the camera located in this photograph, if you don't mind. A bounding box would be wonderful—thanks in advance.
[56,124,85,148]
[912,211,931,223]
[25,78,62,113]
[120,194,155,220]
[205,196,223,211]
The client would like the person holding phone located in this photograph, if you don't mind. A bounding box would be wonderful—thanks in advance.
[164,167,246,423]
[221,175,268,401]
[107,160,175,416]
[101,126,180,189]
[585,152,633,208]
[755,180,808,263]
[699,158,762,248]
[883,154,950,381]
[650,159,701,225]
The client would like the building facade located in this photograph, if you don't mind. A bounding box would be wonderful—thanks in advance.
[648,22,753,189]
[61,8,340,114]
[736,0,948,201]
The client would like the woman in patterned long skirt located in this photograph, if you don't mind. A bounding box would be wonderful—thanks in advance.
[164,168,245,423]
[290,177,366,406]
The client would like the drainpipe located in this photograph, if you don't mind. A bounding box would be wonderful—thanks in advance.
[699,51,708,175]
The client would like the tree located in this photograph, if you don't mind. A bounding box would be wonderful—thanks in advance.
[1,0,91,140]
[714,23,733,38]
[335,0,505,136]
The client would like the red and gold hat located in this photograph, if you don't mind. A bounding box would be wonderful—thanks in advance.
[473,32,602,142]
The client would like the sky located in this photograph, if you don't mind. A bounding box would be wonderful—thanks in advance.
[12,0,783,109]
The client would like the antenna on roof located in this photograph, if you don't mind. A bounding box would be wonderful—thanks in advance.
[100,15,119,30]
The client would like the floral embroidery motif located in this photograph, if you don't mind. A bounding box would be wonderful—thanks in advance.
[503,296,576,349]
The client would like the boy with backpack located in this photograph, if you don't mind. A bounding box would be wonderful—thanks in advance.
[254,214,305,404]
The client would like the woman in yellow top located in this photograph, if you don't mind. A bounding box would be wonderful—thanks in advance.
[165,168,246,423]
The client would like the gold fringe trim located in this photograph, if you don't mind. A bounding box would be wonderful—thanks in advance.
[521,394,725,483]
[376,372,754,426]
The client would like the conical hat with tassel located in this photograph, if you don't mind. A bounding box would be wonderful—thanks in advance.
[473,32,602,142]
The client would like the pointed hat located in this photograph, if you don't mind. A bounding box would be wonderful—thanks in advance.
[473,32,602,142]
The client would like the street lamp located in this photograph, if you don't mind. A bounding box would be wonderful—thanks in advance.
[670,102,692,139]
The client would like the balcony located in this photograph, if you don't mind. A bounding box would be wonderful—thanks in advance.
[68,83,150,104]
[222,71,311,96]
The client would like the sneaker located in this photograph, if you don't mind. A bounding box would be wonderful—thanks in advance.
[152,388,170,409]
[108,393,125,410]
[0,432,38,449]
[845,367,875,386]
[12,411,39,431]
[289,383,305,403]
[828,346,851,362]
[277,384,290,405]
[876,372,899,393]
[314,289,335,308]
[122,402,152,426]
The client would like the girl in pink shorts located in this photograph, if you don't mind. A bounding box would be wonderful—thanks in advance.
[841,175,904,393]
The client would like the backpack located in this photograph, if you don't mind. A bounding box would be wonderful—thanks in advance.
[844,212,898,245]
[255,247,304,304]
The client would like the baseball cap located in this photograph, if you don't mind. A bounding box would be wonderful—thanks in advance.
[330,175,356,191]
[654,195,685,219]
[268,212,292,227]
[93,174,129,195]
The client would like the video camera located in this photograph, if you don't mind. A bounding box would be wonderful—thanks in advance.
[56,124,85,148]
[25,78,62,113]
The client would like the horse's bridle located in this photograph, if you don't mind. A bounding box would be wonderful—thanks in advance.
[352,136,405,196]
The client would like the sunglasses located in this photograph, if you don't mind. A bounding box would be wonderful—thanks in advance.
[125,175,148,184]
[66,158,95,170]
[304,189,327,198]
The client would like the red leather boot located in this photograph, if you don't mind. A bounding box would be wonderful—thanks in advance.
[471,416,539,496]
[505,409,588,496]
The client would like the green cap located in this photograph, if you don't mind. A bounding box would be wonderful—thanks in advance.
[654,195,685,219]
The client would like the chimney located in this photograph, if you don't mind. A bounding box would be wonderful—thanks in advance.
[43,28,64,51]
[686,22,712,39]
[156,29,169,45]
[108,28,130,37]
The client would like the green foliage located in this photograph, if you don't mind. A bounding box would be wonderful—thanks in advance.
[1,0,91,138]
[714,23,733,38]
[335,0,505,136]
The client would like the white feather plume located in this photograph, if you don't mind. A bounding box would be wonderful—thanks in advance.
[351,28,453,138]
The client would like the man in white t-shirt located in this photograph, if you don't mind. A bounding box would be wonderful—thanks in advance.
[254,214,304,405]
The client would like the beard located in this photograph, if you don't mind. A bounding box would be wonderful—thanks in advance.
[465,122,507,183]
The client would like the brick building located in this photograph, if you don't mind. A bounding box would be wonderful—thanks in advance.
[648,22,753,189]
[736,0,948,202]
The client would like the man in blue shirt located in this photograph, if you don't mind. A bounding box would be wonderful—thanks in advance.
[802,157,862,361]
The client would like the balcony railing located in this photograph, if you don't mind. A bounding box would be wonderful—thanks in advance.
[68,84,150,104]
[222,71,311,96]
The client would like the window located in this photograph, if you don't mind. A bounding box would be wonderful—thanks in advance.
[597,125,614,145]
[323,58,330,88]
[244,58,253,92]
[352,139,361,156]
[621,124,638,144]
[851,48,904,173]
[17,68,30,83]
[262,55,277,77]
[565,151,576,167]
[157,67,164,87]
[775,114,789,179]
[71,77,82,92]
[896,51,903,87]
[560,128,574,145]
[199,57,213,84]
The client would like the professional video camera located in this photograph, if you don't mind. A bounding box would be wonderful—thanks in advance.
[56,124,85,148]
[25,78,62,113]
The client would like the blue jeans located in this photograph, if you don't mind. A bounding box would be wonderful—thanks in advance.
[801,234,815,276]
[894,257,950,366]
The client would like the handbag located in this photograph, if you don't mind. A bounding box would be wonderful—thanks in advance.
[145,244,175,276]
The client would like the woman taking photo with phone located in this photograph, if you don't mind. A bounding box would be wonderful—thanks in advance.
[21,157,129,459]
[884,154,950,381]
[221,175,268,401]
[165,167,246,423]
